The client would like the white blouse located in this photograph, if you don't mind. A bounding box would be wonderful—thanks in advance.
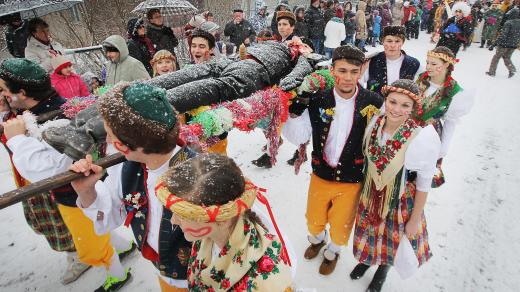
[422,82,474,158]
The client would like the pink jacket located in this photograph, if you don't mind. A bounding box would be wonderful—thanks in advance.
[50,72,90,99]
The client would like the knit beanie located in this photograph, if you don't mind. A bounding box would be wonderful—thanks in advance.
[200,21,220,33]
[0,58,52,93]
[127,17,144,37]
[51,54,72,74]
[332,45,365,64]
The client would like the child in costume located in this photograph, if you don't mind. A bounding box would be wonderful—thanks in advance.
[1,58,132,290]
[415,46,474,187]
[70,82,194,292]
[155,153,294,291]
[283,45,383,275]
[50,55,90,99]
[350,79,441,292]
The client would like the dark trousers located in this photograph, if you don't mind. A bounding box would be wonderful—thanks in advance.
[488,46,516,74]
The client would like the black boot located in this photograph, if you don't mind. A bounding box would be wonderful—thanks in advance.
[252,153,272,168]
[480,40,485,48]
[366,265,390,292]
[350,263,371,280]
[287,149,308,166]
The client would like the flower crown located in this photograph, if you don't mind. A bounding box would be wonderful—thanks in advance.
[427,50,459,65]
[381,85,423,111]
[155,178,257,223]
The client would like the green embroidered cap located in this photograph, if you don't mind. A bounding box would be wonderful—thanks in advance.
[0,58,49,86]
[122,83,176,129]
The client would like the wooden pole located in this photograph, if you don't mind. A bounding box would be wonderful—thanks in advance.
[0,153,126,210]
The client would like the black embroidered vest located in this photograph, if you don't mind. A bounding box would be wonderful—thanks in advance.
[121,146,196,280]
[308,86,383,183]
[367,51,420,95]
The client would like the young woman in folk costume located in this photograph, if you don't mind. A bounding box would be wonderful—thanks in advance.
[350,80,441,292]
[415,46,474,188]
[155,153,294,291]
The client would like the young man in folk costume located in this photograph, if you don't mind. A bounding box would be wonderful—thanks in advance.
[69,83,195,292]
[415,46,474,187]
[360,25,423,96]
[282,45,383,275]
[0,58,134,291]
[350,79,441,292]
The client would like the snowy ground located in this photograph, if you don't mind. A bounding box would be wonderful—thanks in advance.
[1,33,519,292]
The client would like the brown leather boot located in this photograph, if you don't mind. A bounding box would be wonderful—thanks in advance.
[304,241,326,260]
[319,252,340,275]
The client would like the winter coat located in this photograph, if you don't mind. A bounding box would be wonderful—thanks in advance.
[495,18,520,48]
[5,21,28,58]
[373,15,382,36]
[482,8,503,40]
[381,4,393,27]
[356,1,368,40]
[324,8,336,24]
[250,11,268,33]
[324,17,346,48]
[344,11,357,36]
[294,6,309,38]
[146,24,179,55]
[224,19,256,47]
[304,5,326,40]
[440,16,473,44]
[50,72,90,99]
[127,39,153,76]
[102,35,150,85]
[392,3,404,25]
[24,37,65,73]
[402,6,417,24]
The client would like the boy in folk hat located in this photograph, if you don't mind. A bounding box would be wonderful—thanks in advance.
[360,25,423,96]
[283,45,383,275]
[0,58,133,290]
[69,83,194,292]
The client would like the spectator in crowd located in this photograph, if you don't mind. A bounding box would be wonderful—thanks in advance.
[323,0,337,24]
[334,0,344,18]
[127,18,156,76]
[224,8,256,47]
[356,1,369,52]
[392,0,405,25]
[101,35,150,85]
[200,21,223,58]
[343,2,356,45]
[481,1,503,48]
[277,11,297,42]
[3,13,28,58]
[486,6,519,78]
[372,10,382,46]
[324,16,346,58]
[24,18,65,73]
[271,1,291,37]
[146,9,179,56]
[151,50,177,77]
[205,12,215,22]
[381,2,393,29]
[427,1,438,34]
[294,6,310,38]
[50,55,90,99]
[90,76,104,95]
[305,0,326,54]
[250,4,268,33]
[402,1,417,39]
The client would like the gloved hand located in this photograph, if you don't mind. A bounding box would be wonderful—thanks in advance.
[289,92,312,117]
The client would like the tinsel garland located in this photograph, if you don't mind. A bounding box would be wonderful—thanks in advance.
[61,96,97,119]
[180,86,296,162]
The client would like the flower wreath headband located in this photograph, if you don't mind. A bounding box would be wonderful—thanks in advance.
[427,50,459,65]
[155,178,257,223]
[381,85,423,113]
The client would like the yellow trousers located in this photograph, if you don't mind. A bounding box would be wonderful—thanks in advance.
[57,204,114,267]
[207,138,228,155]
[158,277,188,292]
[306,174,362,246]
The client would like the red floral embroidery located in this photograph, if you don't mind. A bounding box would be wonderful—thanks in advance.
[221,278,231,289]
[258,255,275,273]
[233,275,249,291]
